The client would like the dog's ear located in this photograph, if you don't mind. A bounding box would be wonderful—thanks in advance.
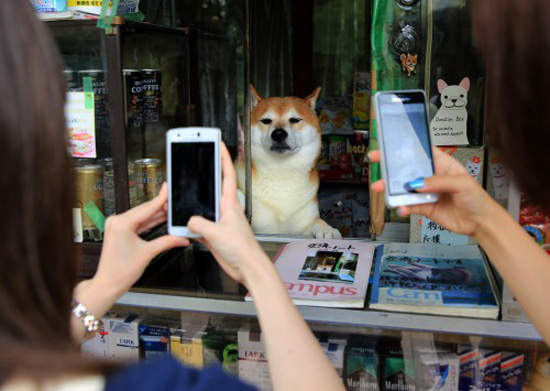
[437,79,448,94]
[459,77,470,92]
[250,84,262,109]
[305,87,322,111]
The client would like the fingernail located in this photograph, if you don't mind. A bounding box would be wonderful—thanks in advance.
[405,178,425,192]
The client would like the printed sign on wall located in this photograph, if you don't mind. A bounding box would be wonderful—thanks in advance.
[430,78,470,146]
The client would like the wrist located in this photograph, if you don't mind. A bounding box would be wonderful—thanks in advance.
[240,249,280,293]
[473,196,509,244]
[74,277,120,320]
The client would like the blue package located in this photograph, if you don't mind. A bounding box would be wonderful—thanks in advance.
[478,350,502,391]
[30,0,67,13]
[139,324,171,360]
[500,352,524,391]
[458,347,480,391]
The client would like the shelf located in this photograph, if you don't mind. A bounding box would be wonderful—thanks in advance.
[117,292,543,341]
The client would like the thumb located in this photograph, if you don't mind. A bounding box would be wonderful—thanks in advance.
[188,216,219,239]
[419,175,471,194]
[146,236,189,260]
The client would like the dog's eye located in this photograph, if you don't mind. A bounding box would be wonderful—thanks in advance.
[460,94,464,98]
[444,95,448,99]
[260,118,272,125]
[289,117,302,124]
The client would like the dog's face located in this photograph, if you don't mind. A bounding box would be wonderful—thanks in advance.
[250,86,321,158]
[437,78,470,109]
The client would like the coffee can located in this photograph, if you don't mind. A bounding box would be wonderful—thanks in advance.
[101,158,115,216]
[134,158,164,204]
[123,69,144,129]
[141,69,161,123]
[74,162,104,241]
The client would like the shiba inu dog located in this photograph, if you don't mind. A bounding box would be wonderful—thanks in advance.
[236,86,341,239]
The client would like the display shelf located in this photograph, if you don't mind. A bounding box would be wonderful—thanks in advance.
[117,291,543,341]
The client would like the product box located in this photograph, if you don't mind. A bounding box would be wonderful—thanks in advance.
[238,324,272,391]
[107,314,140,361]
[170,322,206,368]
[138,319,177,361]
[410,146,485,245]
[202,323,239,375]
[31,0,67,12]
[500,352,525,391]
[478,350,502,391]
[319,336,347,377]
[380,344,415,391]
[344,338,379,391]
[67,0,139,15]
[81,318,110,358]
[415,353,459,391]
[458,346,480,391]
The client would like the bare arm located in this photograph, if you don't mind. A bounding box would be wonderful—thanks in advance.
[474,200,550,344]
[189,143,345,391]
[245,250,344,391]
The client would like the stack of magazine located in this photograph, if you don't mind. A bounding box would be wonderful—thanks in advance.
[247,239,500,318]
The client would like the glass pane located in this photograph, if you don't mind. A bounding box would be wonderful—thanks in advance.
[122,25,188,207]
[49,22,114,242]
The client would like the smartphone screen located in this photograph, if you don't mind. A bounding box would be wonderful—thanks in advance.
[171,142,215,226]
[378,92,434,195]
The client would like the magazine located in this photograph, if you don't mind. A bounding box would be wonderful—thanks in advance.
[369,243,499,318]
[246,239,376,308]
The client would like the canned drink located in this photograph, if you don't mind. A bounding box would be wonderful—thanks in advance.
[134,158,163,204]
[74,162,104,242]
[123,69,144,129]
[141,69,161,123]
[128,161,139,208]
[101,158,116,216]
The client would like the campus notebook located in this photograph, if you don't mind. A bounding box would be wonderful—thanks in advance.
[246,239,376,308]
[369,243,499,318]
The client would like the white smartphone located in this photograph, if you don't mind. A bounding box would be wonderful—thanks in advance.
[167,127,221,237]
[374,90,439,208]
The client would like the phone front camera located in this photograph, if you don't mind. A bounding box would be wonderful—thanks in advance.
[198,132,201,137]
[178,133,180,137]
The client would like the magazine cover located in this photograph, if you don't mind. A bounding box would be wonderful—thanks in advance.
[247,240,376,308]
[369,243,499,318]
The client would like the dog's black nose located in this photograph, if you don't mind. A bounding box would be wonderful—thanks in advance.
[271,128,288,142]
[451,98,457,103]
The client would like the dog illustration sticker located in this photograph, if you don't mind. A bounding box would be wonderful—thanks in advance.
[430,78,470,146]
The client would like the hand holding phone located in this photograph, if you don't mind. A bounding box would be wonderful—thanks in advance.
[167,127,221,237]
[374,90,439,207]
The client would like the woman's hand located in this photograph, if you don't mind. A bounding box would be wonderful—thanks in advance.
[72,185,189,341]
[369,147,497,237]
[92,184,190,299]
[188,143,267,287]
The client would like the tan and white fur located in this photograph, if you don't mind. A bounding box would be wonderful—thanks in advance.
[237,86,341,239]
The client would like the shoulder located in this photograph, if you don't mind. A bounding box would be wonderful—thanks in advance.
[105,356,256,391]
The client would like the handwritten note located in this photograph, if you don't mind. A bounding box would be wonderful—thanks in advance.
[65,91,96,158]
[421,217,469,245]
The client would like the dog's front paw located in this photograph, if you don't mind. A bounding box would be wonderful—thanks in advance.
[310,219,342,239]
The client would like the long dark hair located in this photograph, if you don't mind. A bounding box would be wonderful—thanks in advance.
[0,1,113,382]
[473,0,550,210]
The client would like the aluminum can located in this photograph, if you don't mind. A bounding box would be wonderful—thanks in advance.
[78,69,108,129]
[123,69,144,129]
[101,158,115,216]
[74,162,104,241]
[134,158,163,204]
[141,69,161,123]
